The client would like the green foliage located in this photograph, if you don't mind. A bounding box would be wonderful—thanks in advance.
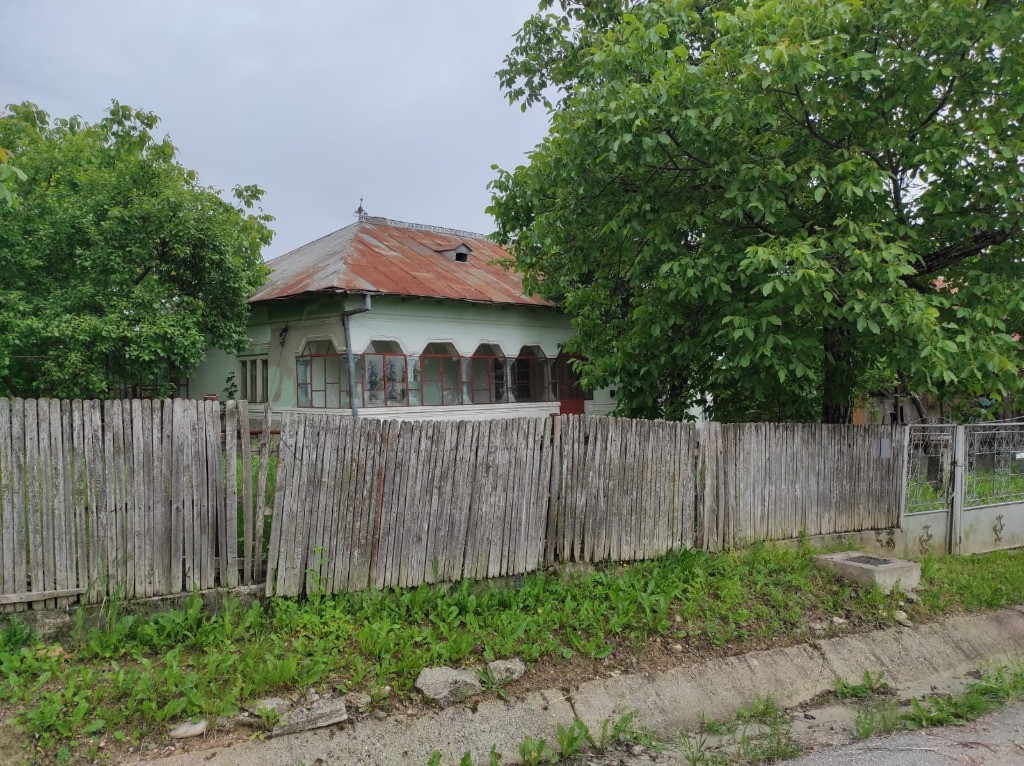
[518,735,557,766]
[835,670,890,700]
[491,0,1024,423]
[0,144,27,207]
[0,101,273,399]
[854,662,1024,739]
[683,697,800,764]
[2,546,1021,760]
[556,717,594,757]
[917,550,1024,612]
[853,701,901,740]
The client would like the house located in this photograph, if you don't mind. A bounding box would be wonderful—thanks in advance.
[187,215,615,420]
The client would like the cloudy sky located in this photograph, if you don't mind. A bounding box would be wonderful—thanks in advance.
[0,1,549,257]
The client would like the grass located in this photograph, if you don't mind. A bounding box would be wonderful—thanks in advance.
[853,661,1024,740]
[906,469,1024,513]
[424,712,653,765]
[683,695,801,765]
[230,450,278,564]
[1,544,1022,763]
[834,670,891,699]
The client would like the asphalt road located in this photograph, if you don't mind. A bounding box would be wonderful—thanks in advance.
[787,702,1024,766]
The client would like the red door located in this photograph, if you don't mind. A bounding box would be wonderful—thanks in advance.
[560,398,586,415]
[553,353,589,415]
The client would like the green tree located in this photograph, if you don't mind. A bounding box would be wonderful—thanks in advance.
[0,102,273,399]
[0,145,27,207]
[490,0,1024,422]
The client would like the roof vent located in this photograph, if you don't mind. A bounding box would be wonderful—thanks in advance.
[435,242,473,263]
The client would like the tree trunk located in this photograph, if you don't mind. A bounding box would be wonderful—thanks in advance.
[821,327,854,424]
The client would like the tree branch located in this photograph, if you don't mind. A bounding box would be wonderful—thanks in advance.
[915,228,1014,275]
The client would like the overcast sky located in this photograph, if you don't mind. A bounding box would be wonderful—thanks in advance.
[0,1,549,257]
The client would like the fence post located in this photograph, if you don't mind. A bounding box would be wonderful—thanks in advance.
[949,425,966,555]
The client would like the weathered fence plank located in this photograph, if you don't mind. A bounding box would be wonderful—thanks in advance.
[0,398,272,608]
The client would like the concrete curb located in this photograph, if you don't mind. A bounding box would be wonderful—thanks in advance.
[131,607,1024,766]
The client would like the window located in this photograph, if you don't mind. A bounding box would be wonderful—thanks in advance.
[551,353,593,401]
[239,357,269,403]
[296,340,348,408]
[510,346,546,403]
[361,340,408,407]
[469,343,507,404]
[415,342,463,406]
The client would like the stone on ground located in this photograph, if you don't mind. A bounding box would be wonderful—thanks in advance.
[344,692,372,710]
[271,696,348,737]
[487,658,526,685]
[414,666,483,706]
[168,719,207,739]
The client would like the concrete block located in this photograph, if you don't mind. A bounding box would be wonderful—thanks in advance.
[813,551,920,593]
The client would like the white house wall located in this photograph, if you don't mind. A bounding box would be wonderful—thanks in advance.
[187,294,617,419]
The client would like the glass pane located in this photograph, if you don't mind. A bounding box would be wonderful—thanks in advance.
[312,356,325,388]
[239,361,248,400]
[441,357,461,386]
[442,357,462,405]
[364,354,384,405]
[297,383,311,408]
[385,356,408,405]
[296,357,310,385]
[325,355,342,385]
[423,381,442,406]
[422,356,441,382]
[408,357,421,405]
[471,357,489,404]
[312,390,326,408]
[494,358,507,402]
[326,382,341,408]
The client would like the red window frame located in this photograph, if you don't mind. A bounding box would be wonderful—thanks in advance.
[361,351,409,408]
[469,352,507,404]
[415,348,463,406]
[296,344,348,408]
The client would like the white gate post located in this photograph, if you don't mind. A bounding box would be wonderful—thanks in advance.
[950,425,966,555]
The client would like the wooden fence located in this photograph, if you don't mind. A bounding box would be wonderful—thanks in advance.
[1,399,904,607]
[265,416,554,596]
[0,398,271,611]
[700,423,905,550]
[266,415,903,597]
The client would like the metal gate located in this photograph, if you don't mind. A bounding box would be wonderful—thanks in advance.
[902,419,1024,554]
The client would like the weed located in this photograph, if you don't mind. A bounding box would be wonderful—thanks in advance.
[555,718,594,757]
[679,732,728,766]
[518,735,556,766]
[851,661,1024,740]
[4,546,1023,762]
[255,706,281,732]
[835,670,890,699]
[735,695,786,727]
[853,701,901,739]
[478,666,510,701]
[733,718,802,762]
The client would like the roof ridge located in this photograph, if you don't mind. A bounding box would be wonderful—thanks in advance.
[360,214,490,241]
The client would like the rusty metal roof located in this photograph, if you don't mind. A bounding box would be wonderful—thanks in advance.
[250,218,552,307]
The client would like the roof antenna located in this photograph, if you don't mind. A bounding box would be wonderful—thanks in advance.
[354,198,367,222]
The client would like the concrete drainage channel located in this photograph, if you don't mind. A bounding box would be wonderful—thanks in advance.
[122,606,1024,766]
